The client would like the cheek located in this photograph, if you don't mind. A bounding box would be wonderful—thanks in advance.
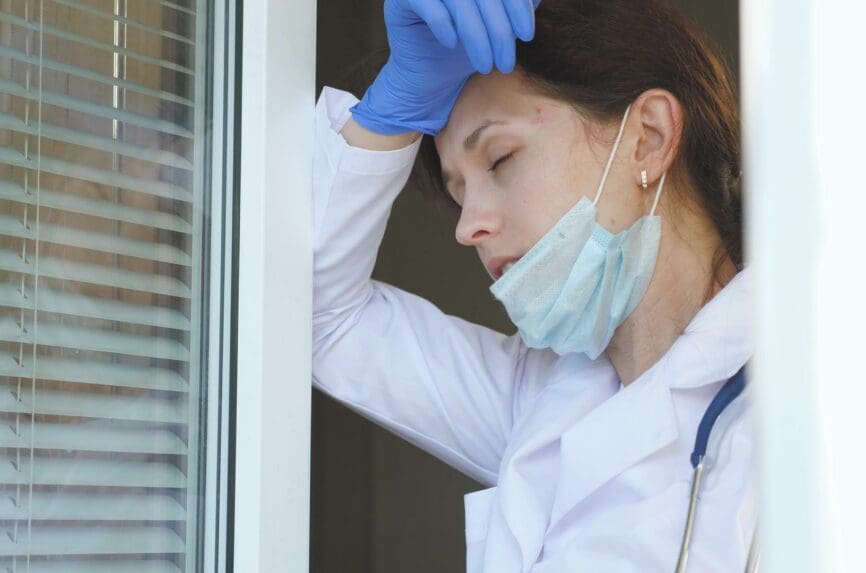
[503,146,593,243]
[520,151,581,219]
[499,170,562,245]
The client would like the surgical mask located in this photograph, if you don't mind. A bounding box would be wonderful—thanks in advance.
[489,104,666,359]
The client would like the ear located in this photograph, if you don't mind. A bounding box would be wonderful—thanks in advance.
[630,89,683,188]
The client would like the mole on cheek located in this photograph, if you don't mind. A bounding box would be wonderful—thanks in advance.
[533,106,544,125]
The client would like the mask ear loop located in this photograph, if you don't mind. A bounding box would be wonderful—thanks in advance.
[649,171,667,216]
[592,104,632,206]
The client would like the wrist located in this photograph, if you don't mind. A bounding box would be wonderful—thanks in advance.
[340,115,421,151]
[351,58,467,136]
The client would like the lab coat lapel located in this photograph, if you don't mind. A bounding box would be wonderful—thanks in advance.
[491,362,619,571]
[548,365,678,530]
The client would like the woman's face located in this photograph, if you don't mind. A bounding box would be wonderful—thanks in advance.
[434,70,649,281]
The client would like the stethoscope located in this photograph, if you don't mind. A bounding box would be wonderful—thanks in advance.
[675,365,759,573]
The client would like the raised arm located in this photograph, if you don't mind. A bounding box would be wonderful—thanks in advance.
[312,86,530,484]
[312,0,544,484]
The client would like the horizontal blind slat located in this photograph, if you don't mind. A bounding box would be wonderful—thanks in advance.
[0,456,187,488]
[152,0,196,16]
[0,353,188,392]
[0,77,193,138]
[0,283,191,330]
[0,11,194,74]
[0,213,192,266]
[0,147,192,202]
[0,111,194,170]
[0,491,186,521]
[0,524,185,556]
[0,559,182,573]
[0,181,194,233]
[53,0,195,46]
[0,44,194,106]
[0,317,190,361]
[0,421,188,454]
[0,386,188,424]
[0,249,192,298]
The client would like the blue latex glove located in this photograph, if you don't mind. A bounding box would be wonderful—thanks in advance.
[350,0,542,136]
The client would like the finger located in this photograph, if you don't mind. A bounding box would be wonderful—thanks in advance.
[409,0,458,48]
[476,0,516,73]
[444,0,494,73]
[503,0,536,41]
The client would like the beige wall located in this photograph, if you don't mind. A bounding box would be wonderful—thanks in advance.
[312,2,739,571]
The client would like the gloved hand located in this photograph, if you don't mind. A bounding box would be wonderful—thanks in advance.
[349,0,542,136]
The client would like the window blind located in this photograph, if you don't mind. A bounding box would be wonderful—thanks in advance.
[0,0,213,570]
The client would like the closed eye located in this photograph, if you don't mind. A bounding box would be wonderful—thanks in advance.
[488,152,514,172]
[444,152,515,209]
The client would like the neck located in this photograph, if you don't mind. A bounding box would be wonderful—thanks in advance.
[606,209,737,386]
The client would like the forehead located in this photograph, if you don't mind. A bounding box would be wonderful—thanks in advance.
[435,71,538,152]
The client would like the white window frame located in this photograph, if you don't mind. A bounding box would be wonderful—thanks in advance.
[234,0,316,571]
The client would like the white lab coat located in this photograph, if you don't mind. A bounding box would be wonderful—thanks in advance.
[311,86,757,573]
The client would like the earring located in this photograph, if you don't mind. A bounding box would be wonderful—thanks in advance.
[640,169,648,190]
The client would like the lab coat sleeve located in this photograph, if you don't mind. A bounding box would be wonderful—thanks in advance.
[311,86,531,486]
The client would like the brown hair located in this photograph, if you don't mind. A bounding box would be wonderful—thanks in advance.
[411,0,742,285]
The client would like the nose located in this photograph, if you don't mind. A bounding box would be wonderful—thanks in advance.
[454,197,502,247]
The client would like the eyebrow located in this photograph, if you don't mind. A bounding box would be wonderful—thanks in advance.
[441,120,509,187]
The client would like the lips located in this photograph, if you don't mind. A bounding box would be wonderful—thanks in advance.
[487,255,522,281]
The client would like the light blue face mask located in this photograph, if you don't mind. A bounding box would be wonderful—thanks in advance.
[489,103,667,359]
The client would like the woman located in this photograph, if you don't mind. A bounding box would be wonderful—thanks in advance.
[312,0,753,571]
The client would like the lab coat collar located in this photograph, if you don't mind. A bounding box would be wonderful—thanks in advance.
[660,264,753,389]
[546,265,753,532]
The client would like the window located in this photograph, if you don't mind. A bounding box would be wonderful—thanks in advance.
[0,0,232,570]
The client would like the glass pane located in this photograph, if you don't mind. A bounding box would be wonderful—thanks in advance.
[0,0,229,570]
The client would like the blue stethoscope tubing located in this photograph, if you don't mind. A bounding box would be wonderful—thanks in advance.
[675,365,757,573]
